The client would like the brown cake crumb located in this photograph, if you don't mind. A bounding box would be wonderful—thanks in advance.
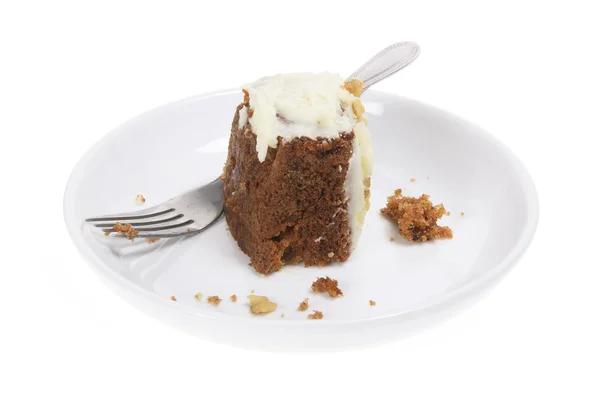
[308,310,323,320]
[461,212,465,216]
[298,298,309,311]
[104,232,110,236]
[248,295,278,314]
[194,292,203,301]
[343,79,364,97]
[147,238,160,244]
[135,194,146,204]
[230,294,237,302]
[170,296,177,301]
[410,178,416,182]
[381,189,453,242]
[369,300,376,306]
[389,237,395,242]
[312,277,343,298]
[113,222,139,240]
[186,228,191,232]
[207,296,222,305]
[281,313,285,318]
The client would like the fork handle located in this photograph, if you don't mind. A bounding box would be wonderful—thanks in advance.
[347,42,421,90]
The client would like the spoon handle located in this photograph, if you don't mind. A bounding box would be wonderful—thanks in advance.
[347,42,421,90]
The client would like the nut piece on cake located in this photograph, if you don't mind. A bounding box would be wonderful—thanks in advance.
[222,73,374,275]
[248,295,278,315]
[380,189,453,242]
[311,276,343,298]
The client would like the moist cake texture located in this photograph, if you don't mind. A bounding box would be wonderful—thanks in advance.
[381,189,453,242]
[223,73,374,274]
[311,276,343,298]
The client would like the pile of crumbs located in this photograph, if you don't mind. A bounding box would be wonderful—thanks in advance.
[207,295,222,305]
[248,295,277,315]
[298,298,309,311]
[308,310,323,320]
[381,189,453,242]
[311,277,343,298]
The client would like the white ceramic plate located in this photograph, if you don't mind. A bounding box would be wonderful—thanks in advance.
[64,89,538,351]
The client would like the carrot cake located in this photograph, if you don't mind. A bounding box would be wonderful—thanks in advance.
[222,73,374,274]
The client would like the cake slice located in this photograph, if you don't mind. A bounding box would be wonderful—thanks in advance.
[222,73,373,274]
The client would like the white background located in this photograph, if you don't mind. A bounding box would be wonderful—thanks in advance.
[1,0,599,398]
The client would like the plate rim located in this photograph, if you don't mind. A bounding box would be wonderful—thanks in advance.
[63,88,539,327]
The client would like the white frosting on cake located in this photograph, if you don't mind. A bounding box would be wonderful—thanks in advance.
[243,72,360,162]
[346,121,373,248]
[345,138,366,248]
[241,72,374,249]
[238,106,248,129]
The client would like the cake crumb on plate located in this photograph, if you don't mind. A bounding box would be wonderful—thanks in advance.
[381,189,453,242]
[207,296,222,305]
[369,300,376,306]
[230,294,237,302]
[312,277,343,298]
[308,310,323,320]
[170,296,177,301]
[194,292,203,301]
[135,194,145,204]
[147,238,160,244]
[298,298,309,311]
[113,222,139,241]
[410,178,416,182]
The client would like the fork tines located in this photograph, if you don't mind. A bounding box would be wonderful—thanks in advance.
[85,207,194,238]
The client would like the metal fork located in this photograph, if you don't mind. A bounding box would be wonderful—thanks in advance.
[85,42,420,239]
[86,179,224,238]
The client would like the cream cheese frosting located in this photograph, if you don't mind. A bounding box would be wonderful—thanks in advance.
[243,72,361,162]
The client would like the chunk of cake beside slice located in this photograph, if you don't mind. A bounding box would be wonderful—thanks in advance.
[222,73,373,274]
